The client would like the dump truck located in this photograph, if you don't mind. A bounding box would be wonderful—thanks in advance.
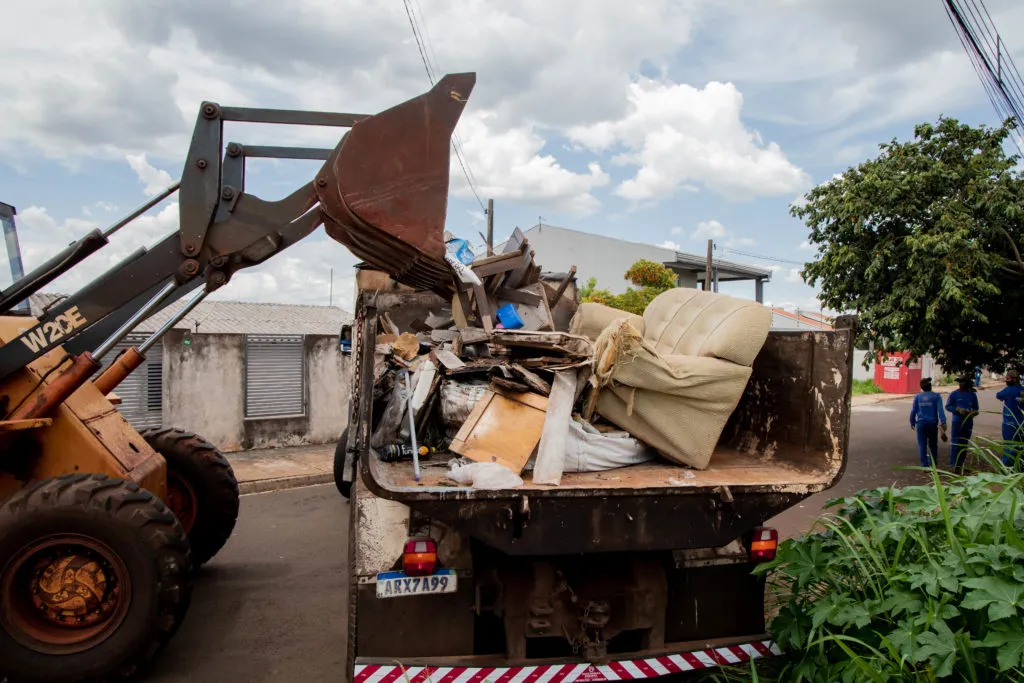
[337,287,855,680]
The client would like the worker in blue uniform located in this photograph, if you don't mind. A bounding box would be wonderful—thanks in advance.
[996,369,1024,467]
[910,377,946,467]
[946,375,980,472]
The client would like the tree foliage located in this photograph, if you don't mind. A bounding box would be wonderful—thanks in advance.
[793,117,1024,373]
[580,259,678,315]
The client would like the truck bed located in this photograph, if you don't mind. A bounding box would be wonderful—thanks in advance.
[347,292,853,553]
[370,445,833,496]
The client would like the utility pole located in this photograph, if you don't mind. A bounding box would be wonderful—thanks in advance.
[704,239,713,292]
[485,198,494,256]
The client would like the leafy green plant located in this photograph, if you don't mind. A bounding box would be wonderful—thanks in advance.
[580,260,679,315]
[852,379,885,396]
[739,456,1024,682]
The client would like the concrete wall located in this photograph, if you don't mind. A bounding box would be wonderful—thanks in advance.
[523,225,681,294]
[161,331,351,452]
[163,330,246,451]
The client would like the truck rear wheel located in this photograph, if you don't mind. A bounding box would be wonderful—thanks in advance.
[141,427,240,567]
[0,474,192,683]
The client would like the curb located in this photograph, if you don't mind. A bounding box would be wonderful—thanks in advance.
[852,381,1002,407]
[238,473,333,495]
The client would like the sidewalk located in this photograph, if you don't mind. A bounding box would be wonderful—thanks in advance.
[226,443,335,494]
[852,380,1002,407]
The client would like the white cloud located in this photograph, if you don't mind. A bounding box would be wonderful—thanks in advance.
[450,112,609,217]
[670,226,684,235]
[126,154,174,197]
[798,240,813,250]
[659,240,682,251]
[692,219,728,240]
[767,265,782,273]
[785,267,803,283]
[568,78,811,201]
[725,236,756,248]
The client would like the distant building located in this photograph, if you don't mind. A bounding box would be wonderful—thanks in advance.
[507,224,772,303]
[29,295,351,452]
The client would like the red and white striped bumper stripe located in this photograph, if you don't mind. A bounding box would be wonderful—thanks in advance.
[354,639,781,683]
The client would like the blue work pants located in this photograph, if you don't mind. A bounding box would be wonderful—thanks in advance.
[916,423,938,468]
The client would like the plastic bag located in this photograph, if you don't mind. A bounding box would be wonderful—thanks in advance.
[445,238,475,265]
[447,461,524,490]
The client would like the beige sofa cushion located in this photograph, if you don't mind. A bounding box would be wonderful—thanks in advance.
[642,288,771,366]
[570,302,644,342]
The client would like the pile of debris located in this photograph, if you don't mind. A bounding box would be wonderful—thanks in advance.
[367,229,775,489]
[368,230,656,489]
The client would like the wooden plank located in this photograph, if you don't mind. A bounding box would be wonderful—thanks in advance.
[473,283,495,333]
[504,244,535,289]
[549,265,577,304]
[532,370,579,486]
[460,327,491,344]
[510,364,552,395]
[494,287,543,306]
[0,418,53,432]
[502,227,526,254]
[431,329,458,344]
[449,389,549,474]
[507,282,554,331]
[434,348,467,371]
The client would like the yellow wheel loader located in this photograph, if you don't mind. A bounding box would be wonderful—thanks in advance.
[0,73,476,683]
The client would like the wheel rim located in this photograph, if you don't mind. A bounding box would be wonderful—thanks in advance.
[1,534,132,655]
[167,470,198,534]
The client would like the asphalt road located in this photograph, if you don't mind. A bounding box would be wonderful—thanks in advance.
[146,484,350,683]
[142,386,1012,682]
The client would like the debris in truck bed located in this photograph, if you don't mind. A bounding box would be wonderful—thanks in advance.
[449,388,548,474]
[392,333,420,360]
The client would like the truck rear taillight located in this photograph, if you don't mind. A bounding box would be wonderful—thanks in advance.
[403,538,438,576]
[750,527,778,563]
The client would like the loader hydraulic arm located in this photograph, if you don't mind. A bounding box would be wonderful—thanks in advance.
[0,73,476,398]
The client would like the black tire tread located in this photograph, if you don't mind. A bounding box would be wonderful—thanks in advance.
[0,474,192,682]
[140,427,239,567]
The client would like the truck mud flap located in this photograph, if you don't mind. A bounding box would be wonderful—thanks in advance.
[354,639,781,682]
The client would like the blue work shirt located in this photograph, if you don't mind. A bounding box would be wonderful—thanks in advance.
[946,389,980,424]
[995,385,1024,427]
[911,391,947,428]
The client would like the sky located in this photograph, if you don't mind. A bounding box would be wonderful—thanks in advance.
[2,0,1022,315]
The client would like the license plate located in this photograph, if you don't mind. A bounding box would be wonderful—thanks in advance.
[376,569,457,599]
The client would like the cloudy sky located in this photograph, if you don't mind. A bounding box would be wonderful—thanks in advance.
[2,0,1022,314]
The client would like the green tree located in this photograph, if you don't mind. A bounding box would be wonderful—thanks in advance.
[793,117,1024,372]
[580,259,678,315]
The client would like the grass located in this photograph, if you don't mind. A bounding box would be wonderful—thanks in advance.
[852,379,885,395]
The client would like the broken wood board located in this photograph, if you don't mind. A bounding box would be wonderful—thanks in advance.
[433,348,466,371]
[449,389,549,474]
[460,327,491,344]
[491,330,592,357]
[489,376,532,393]
[510,364,551,395]
[532,369,579,486]
[430,329,458,344]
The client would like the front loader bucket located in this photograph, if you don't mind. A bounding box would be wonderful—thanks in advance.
[315,73,476,295]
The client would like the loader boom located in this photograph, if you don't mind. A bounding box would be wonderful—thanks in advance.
[0,73,476,396]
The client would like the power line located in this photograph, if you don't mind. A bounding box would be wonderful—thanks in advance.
[400,0,487,211]
[719,247,807,266]
[943,0,1024,155]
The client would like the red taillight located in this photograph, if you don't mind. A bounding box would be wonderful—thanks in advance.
[750,527,778,563]
[403,538,438,577]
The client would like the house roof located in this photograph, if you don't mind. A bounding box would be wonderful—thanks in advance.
[511,224,772,281]
[771,308,833,330]
[27,293,352,336]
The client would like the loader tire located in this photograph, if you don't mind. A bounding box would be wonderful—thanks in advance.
[141,427,239,567]
[333,428,352,498]
[0,474,192,683]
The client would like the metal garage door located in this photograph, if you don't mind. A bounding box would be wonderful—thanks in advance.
[245,335,305,418]
[100,334,163,430]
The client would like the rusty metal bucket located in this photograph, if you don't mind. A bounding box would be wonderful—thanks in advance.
[314,73,476,295]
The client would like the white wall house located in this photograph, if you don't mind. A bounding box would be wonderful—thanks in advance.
[510,224,772,302]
